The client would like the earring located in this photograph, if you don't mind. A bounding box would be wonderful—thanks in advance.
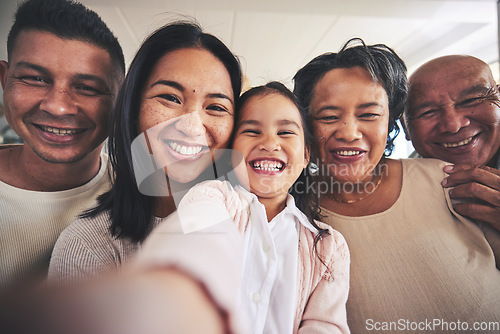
[307,162,319,176]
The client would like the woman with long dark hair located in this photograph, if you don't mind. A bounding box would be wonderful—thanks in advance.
[48,21,242,281]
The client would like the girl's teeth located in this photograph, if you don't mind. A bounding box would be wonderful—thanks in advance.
[442,136,473,148]
[338,150,360,156]
[168,141,203,155]
[252,160,283,171]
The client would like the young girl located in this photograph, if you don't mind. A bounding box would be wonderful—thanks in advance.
[136,82,350,333]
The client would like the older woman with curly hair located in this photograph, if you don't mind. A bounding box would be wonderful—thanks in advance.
[294,39,500,333]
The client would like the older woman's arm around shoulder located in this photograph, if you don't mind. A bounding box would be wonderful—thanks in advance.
[298,224,351,334]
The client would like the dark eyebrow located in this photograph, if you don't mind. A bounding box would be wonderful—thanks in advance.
[74,74,110,90]
[151,81,233,105]
[410,100,440,113]
[238,119,262,127]
[277,119,300,128]
[14,61,50,75]
[358,102,383,109]
[15,61,111,91]
[459,84,492,97]
[410,85,493,113]
[315,102,382,114]
[315,105,341,114]
[238,119,300,128]
[208,93,234,105]
[151,80,184,91]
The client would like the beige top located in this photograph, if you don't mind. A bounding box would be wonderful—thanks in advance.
[0,148,110,288]
[48,209,162,284]
[322,158,500,334]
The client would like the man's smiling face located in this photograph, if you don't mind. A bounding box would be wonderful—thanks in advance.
[0,30,118,163]
[406,55,500,166]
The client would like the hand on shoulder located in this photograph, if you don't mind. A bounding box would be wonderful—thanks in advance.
[442,163,500,231]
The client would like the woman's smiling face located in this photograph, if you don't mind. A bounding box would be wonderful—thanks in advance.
[310,66,389,184]
[138,47,235,184]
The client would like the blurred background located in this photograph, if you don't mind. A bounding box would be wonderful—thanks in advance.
[0,0,498,157]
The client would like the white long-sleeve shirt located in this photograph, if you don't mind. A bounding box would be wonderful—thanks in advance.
[139,180,351,334]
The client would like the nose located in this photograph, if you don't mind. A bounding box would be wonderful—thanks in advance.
[39,86,78,116]
[259,133,281,151]
[174,111,206,138]
[437,107,470,133]
[334,117,362,142]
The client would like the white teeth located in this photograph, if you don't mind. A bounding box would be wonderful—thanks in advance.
[442,136,473,148]
[338,150,360,156]
[40,125,80,136]
[168,141,203,156]
[251,160,283,171]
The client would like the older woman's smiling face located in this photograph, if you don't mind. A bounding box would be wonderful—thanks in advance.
[138,48,235,185]
[310,66,389,184]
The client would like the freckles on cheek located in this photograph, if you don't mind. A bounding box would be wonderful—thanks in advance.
[138,104,159,133]
[216,124,233,146]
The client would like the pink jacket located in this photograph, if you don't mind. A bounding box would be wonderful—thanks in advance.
[135,180,350,333]
[179,180,351,333]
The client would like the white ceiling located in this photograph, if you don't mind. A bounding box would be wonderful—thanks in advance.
[1,0,497,158]
[0,0,497,89]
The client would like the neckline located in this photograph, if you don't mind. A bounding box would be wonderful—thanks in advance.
[0,152,109,197]
[321,159,406,220]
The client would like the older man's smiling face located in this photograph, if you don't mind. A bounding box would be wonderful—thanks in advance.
[406,56,500,166]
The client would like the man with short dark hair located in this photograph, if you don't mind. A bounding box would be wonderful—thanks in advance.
[0,0,124,287]
[404,55,500,232]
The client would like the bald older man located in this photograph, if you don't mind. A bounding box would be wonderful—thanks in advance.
[404,55,500,231]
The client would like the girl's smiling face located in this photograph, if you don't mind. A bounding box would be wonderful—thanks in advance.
[138,48,235,184]
[310,66,389,184]
[232,93,309,203]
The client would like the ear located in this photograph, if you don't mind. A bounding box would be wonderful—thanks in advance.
[400,115,411,141]
[0,61,8,90]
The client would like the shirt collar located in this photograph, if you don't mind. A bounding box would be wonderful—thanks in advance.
[235,186,318,234]
[282,194,318,234]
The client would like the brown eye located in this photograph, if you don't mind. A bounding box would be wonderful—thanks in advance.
[75,85,102,96]
[457,97,483,108]
[241,129,259,135]
[416,109,439,119]
[278,130,295,136]
[156,94,181,103]
[207,104,230,115]
[316,115,339,122]
[19,75,49,86]
[359,113,379,119]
